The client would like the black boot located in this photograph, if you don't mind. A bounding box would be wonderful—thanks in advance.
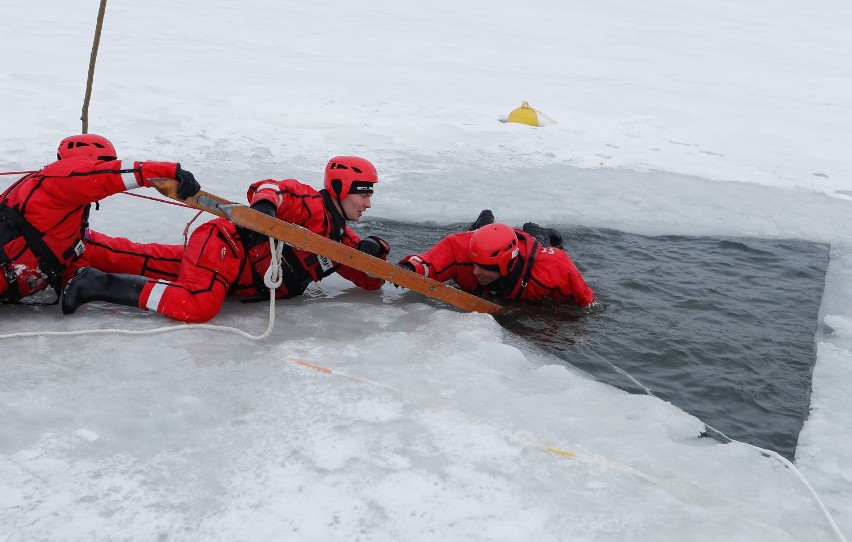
[468,209,495,231]
[522,222,564,249]
[62,267,148,315]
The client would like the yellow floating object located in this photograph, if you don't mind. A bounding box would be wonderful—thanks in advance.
[507,101,539,127]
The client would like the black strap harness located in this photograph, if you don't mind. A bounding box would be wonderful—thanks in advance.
[0,204,73,303]
[478,235,541,300]
[0,170,92,303]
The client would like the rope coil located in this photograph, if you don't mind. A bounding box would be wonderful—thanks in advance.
[264,238,284,289]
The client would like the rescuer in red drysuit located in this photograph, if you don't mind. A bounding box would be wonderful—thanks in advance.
[71,229,185,282]
[0,134,200,304]
[61,156,390,323]
[399,210,595,306]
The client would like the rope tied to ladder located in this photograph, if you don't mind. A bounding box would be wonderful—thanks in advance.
[264,238,285,290]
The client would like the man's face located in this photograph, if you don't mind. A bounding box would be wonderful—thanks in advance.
[471,264,501,286]
[340,193,372,221]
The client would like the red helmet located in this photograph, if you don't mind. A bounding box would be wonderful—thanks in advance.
[56,134,117,161]
[324,156,378,199]
[469,223,520,275]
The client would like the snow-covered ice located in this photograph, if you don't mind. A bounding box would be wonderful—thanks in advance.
[2,0,851,540]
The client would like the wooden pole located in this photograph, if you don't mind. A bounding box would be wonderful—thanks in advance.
[81,0,108,134]
[149,178,503,314]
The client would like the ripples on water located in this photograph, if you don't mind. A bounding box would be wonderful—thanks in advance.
[361,219,828,460]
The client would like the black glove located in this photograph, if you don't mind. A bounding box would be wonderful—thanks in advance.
[357,236,390,258]
[238,201,278,249]
[468,209,495,231]
[522,222,564,249]
[174,166,201,199]
[250,199,277,217]
[392,261,415,289]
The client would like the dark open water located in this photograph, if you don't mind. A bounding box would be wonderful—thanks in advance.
[359,218,829,460]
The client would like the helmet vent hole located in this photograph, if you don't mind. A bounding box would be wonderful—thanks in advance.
[57,134,117,161]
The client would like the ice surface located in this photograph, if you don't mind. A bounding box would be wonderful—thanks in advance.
[2,0,851,539]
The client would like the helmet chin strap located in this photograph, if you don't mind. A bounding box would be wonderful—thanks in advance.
[334,194,351,221]
[505,255,521,275]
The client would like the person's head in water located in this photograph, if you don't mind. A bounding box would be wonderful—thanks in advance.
[468,223,519,285]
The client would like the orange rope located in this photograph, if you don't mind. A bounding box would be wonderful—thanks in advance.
[118,192,205,247]
[2,173,195,212]
[120,190,194,208]
[182,211,205,247]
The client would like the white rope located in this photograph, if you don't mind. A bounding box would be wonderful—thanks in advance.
[583,342,848,542]
[264,237,285,290]
[0,287,275,341]
[582,340,657,397]
[0,238,285,342]
[740,442,848,542]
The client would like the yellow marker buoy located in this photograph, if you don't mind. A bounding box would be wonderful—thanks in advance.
[507,101,539,127]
